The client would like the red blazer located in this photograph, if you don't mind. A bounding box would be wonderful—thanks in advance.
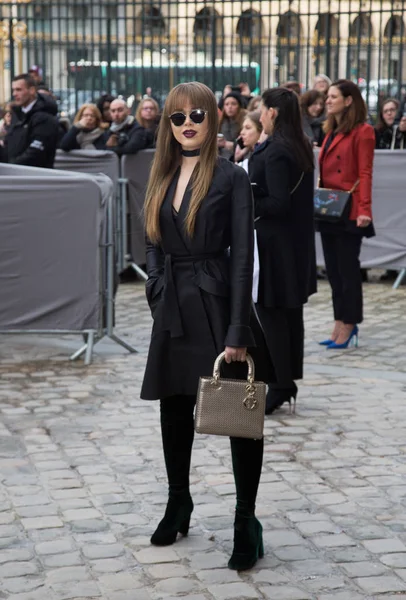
[319,123,375,221]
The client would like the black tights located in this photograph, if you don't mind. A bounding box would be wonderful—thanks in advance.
[160,395,264,514]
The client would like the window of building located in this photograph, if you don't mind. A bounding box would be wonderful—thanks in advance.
[313,14,339,81]
[33,4,51,21]
[236,9,262,58]
[105,4,118,22]
[193,7,222,53]
[276,12,302,83]
[72,5,89,21]
[136,5,166,38]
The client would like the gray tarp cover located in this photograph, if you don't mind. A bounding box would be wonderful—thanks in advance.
[121,149,406,270]
[121,150,155,265]
[315,150,406,269]
[54,149,119,195]
[0,163,112,331]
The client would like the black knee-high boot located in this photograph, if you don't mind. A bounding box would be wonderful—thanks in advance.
[150,395,195,546]
[228,436,264,570]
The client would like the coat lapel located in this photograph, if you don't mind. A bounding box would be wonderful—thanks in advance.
[177,183,193,252]
[321,132,346,160]
[160,168,192,254]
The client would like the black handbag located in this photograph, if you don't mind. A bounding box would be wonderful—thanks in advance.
[314,179,359,222]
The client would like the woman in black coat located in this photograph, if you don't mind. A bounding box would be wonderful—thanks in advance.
[249,88,317,414]
[141,82,272,571]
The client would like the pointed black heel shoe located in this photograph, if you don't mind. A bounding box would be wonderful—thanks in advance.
[150,494,193,546]
[228,514,264,571]
[265,384,297,415]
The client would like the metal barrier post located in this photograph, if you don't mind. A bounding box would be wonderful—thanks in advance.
[118,176,128,273]
[119,173,148,280]
[70,193,138,361]
[393,269,406,289]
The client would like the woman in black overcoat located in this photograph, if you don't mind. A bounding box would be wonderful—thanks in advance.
[141,82,272,572]
[249,88,317,414]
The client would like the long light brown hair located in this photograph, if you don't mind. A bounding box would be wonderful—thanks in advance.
[73,103,102,128]
[135,97,160,129]
[144,82,219,243]
[324,79,367,135]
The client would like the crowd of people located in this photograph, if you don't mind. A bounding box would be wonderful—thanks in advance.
[0,71,405,169]
[214,74,406,157]
[0,74,159,167]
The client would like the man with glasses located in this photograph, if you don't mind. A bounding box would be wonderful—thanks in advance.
[106,98,149,156]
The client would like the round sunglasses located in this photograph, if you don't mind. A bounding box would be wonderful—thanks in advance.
[169,109,207,127]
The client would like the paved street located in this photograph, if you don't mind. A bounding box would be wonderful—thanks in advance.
[1,277,406,600]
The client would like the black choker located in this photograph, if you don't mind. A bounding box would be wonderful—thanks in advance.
[181,148,201,157]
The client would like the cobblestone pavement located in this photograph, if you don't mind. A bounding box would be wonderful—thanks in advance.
[1,278,406,600]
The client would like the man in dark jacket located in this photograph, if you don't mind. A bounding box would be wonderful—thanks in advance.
[0,73,59,168]
[106,98,149,156]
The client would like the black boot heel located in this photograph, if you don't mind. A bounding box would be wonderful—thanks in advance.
[178,516,191,536]
[265,383,298,415]
[228,515,264,571]
[150,495,193,546]
[258,537,264,558]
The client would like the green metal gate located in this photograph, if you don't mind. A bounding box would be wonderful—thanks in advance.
[0,0,405,116]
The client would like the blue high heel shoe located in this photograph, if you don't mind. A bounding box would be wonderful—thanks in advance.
[327,326,359,349]
[319,338,333,346]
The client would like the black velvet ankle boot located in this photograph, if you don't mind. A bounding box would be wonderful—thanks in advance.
[150,490,194,546]
[228,511,264,571]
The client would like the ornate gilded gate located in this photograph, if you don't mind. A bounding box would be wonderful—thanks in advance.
[0,1,405,114]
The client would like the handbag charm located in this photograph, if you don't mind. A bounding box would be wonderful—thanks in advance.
[195,352,266,440]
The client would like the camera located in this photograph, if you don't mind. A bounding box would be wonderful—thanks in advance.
[117,131,130,145]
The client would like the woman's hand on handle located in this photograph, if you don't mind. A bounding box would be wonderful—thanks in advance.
[357,215,372,228]
[224,347,247,363]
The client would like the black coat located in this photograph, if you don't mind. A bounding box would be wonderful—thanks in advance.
[302,114,325,147]
[141,158,273,400]
[0,94,58,168]
[106,119,149,156]
[59,125,109,151]
[375,125,405,150]
[248,136,317,308]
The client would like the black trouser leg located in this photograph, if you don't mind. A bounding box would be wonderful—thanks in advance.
[160,395,195,497]
[321,233,343,321]
[322,232,363,324]
[255,305,304,391]
[230,436,264,516]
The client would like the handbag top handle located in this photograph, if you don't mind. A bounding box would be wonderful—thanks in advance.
[213,351,255,385]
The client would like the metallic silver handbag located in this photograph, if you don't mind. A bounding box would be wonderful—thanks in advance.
[195,352,266,440]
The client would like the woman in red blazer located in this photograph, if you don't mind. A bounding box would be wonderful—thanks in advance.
[318,80,375,349]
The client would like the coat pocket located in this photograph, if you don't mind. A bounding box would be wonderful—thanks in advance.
[193,270,229,297]
[146,276,165,316]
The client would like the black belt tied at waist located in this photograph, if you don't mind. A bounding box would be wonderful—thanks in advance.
[163,251,227,338]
